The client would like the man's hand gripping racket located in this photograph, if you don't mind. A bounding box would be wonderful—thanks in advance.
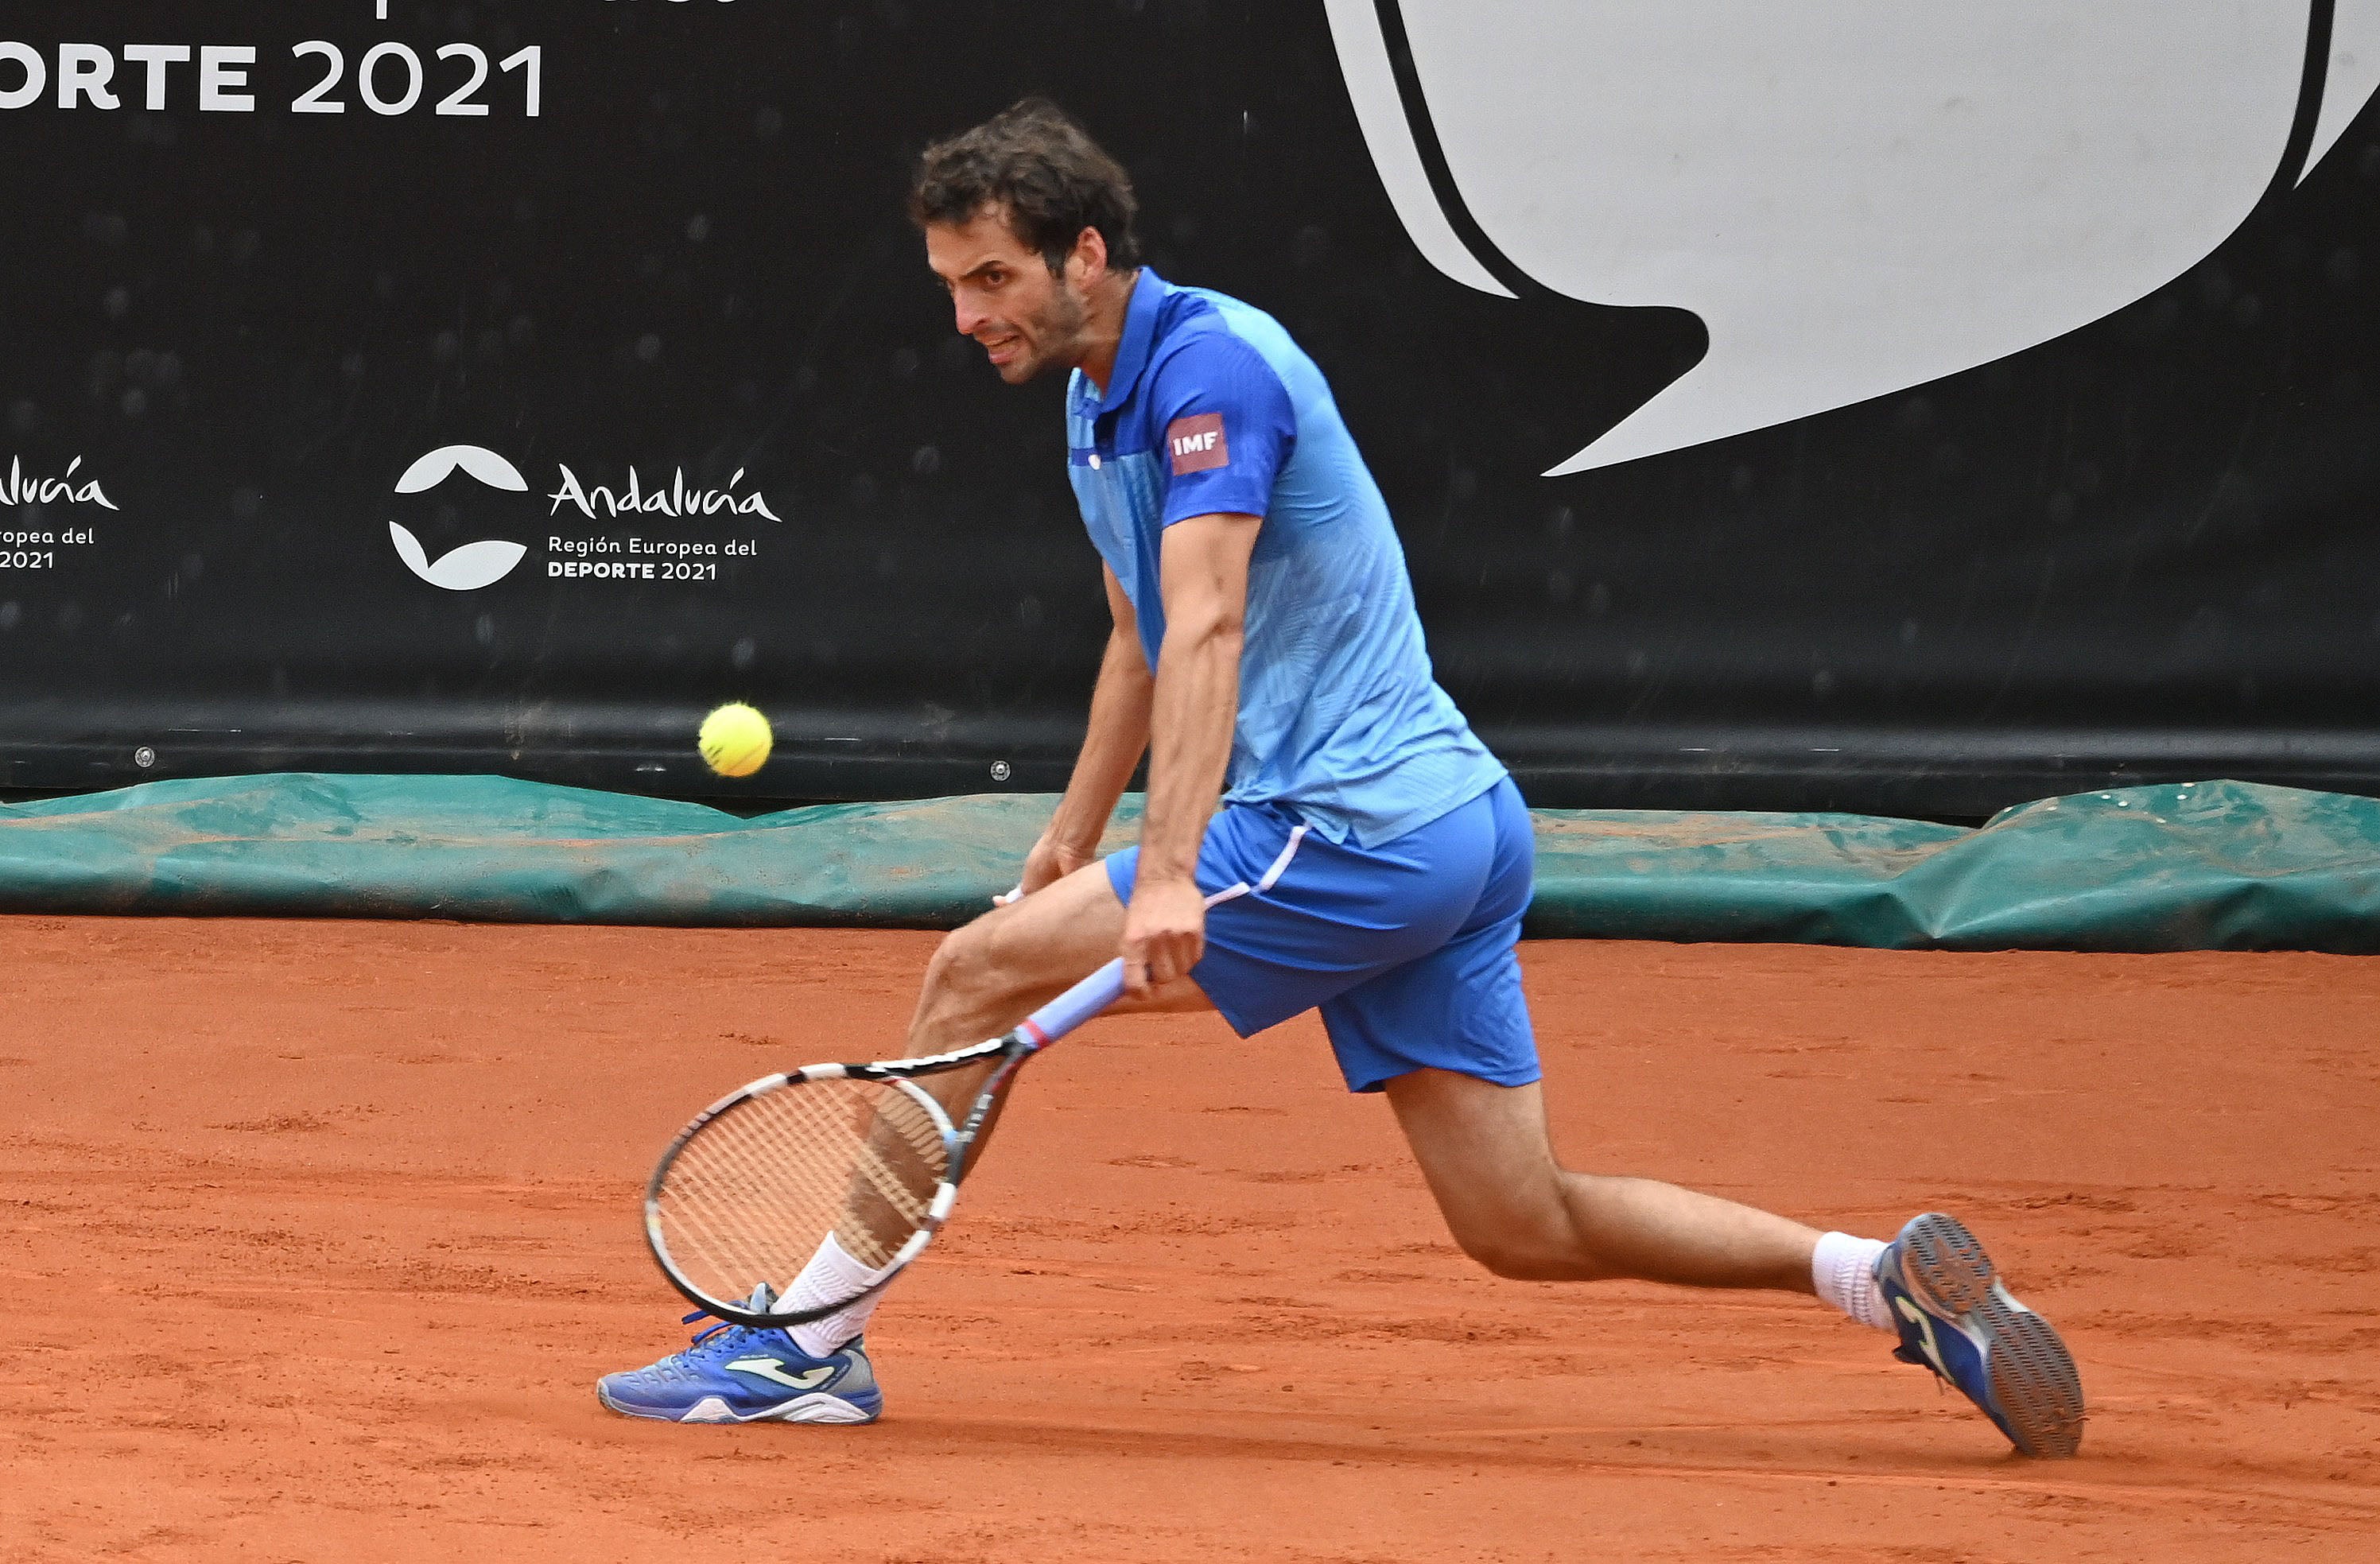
[643,957,1127,1329]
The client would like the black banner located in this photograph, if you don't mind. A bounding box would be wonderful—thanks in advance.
[3,2,2377,816]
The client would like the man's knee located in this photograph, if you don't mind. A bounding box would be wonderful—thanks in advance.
[921,918,1012,1011]
[1450,1226,1616,1283]
[1440,1183,1626,1283]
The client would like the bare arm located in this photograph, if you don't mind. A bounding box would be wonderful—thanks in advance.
[1122,511,1260,994]
[1018,565,1154,895]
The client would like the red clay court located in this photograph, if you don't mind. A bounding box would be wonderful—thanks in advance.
[5,916,2374,1562]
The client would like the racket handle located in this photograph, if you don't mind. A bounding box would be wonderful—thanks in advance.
[1018,958,1126,1048]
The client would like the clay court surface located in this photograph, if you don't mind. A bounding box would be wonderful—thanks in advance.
[2,918,2377,1562]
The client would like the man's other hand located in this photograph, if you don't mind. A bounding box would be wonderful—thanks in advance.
[1015,832,1099,901]
[1121,874,1207,995]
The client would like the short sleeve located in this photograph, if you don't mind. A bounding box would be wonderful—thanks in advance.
[1147,332,1296,527]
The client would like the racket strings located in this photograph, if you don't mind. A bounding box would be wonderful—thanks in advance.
[654,1078,949,1305]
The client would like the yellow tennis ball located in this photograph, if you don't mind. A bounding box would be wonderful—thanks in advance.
[698,702,772,778]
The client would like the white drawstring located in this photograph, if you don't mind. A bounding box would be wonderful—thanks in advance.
[1204,822,1308,906]
[997,821,1310,909]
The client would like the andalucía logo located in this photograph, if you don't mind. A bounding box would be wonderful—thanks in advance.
[2,456,118,510]
[390,443,782,592]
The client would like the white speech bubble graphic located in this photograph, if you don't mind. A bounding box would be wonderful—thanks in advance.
[387,521,526,591]
[394,443,530,495]
[1332,2,2378,475]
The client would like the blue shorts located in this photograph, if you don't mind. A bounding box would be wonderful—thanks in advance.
[1105,776,1537,1093]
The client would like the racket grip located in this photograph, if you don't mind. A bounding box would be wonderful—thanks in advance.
[1019,958,1126,1048]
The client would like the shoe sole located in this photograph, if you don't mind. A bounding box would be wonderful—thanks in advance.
[1901,1213,2085,1457]
[596,1384,880,1426]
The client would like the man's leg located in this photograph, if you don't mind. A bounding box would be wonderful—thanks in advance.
[1380,1065,2082,1455]
[1381,1067,1820,1290]
[899,853,1212,1155]
[1329,784,1837,1298]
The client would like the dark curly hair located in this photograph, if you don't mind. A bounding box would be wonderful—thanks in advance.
[909,97,1143,276]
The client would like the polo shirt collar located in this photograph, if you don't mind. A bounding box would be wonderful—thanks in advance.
[1085,269,1168,415]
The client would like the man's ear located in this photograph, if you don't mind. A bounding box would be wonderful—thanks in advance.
[1069,225,1110,289]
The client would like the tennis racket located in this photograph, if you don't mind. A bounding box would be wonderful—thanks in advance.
[643,957,1126,1329]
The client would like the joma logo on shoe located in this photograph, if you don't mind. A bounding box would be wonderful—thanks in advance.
[725,1358,835,1391]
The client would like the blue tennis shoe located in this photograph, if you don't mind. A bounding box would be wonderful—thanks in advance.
[1877,1213,2083,1457]
[597,1287,881,1426]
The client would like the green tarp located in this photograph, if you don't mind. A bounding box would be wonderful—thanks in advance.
[2,774,2376,951]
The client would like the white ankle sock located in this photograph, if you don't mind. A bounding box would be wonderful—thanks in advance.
[1811,1231,1893,1332]
[782,1232,894,1359]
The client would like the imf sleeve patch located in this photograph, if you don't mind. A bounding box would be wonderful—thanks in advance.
[1167,413,1229,475]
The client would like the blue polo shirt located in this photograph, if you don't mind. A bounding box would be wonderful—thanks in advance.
[1065,270,1504,848]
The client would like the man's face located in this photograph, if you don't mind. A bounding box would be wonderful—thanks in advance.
[924,208,1089,386]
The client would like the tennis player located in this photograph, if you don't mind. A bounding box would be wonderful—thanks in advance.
[600,99,2083,1456]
